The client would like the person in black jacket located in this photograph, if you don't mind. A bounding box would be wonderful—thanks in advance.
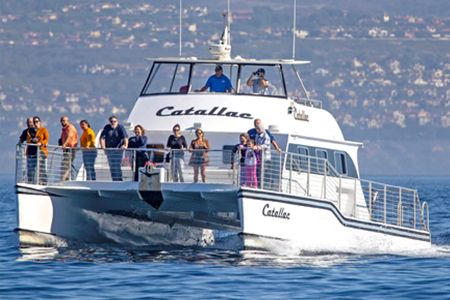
[18,117,37,183]
[128,125,148,181]
[100,116,128,181]
[166,124,187,182]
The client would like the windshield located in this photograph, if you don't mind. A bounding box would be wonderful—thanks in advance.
[141,61,305,99]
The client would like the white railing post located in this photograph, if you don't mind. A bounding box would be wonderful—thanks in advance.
[36,147,40,185]
[289,153,292,194]
[261,151,265,190]
[368,181,372,219]
[307,156,310,196]
[278,152,282,192]
[413,190,417,229]
[398,188,402,226]
[383,185,387,224]
[323,160,327,198]
[338,176,342,210]
[15,144,20,184]
[353,178,357,217]
[422,202,429,231]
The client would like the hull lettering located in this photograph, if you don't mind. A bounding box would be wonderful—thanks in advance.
[262,203,290,220]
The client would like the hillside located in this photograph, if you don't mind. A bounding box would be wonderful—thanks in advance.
[1,0,449,175]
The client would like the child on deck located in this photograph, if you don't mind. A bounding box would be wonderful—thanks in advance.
[243,139,258,188]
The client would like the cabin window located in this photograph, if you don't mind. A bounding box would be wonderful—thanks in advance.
[238,65,286,97]
[286,145,310,172]
[297,146,309,171]
[334,152,347,175]
[143,63,190,94]
[315,149,328,174]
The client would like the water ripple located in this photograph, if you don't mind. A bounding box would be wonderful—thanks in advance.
[1,175,450,299]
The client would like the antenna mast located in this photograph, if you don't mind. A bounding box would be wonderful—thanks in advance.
[179,0,182,56]
[208,0,232,60]
[227,0,231,41]
[292,0,297,59]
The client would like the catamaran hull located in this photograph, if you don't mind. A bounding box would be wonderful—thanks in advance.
[15,183,240,247]
[15,183,430,252]
[239,189,431,253]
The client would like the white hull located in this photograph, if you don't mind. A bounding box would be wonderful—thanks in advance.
[16,182,430,252]
[239,189,430,253]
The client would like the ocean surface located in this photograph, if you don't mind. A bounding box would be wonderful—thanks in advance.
[1,174,450,299]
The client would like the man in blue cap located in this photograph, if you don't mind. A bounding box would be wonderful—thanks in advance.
[198,65,233,93]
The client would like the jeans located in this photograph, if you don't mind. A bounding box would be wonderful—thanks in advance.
[106,150,123,181]
[82,149,97,180]
[61,149,77,180]
[37,151,47,184]
[26,155,37,183]
[171,157,185,182]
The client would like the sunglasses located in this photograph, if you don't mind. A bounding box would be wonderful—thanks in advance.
[196,131,203,135]
[110,120,118,123]
[33,120,40,123]
[173,128,180,131]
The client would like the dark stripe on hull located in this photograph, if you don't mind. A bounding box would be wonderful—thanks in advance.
[239,188,431,243]
[15,185,62,197]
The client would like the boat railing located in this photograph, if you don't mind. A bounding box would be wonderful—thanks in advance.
[280,150,429,231]
[15,144,429,232]
[15,144,168,184]
[291,97,323,109]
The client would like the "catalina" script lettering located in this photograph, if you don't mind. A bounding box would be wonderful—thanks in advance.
[156,106,253,119]
[262,204,290,220]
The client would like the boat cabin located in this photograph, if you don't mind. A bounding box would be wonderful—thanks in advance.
[140,58,313,101]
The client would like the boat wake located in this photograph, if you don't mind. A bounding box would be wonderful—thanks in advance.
[16,210,450,263]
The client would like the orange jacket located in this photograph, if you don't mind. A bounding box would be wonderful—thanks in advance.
[36,127,49,157]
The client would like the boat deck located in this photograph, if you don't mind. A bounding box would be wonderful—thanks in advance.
[15,144,430,234]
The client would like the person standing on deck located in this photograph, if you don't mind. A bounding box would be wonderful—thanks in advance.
[31,116,49,184]
[79,120,97,181]
[100,116,128,181]
[189,129,210,183]
[128,125,148,181]
[248,118,282,191]
[166,124,187,182]
[60,116,78,181]
[18,117,37,183]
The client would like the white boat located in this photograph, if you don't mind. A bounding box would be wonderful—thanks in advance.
[15,16,431,253]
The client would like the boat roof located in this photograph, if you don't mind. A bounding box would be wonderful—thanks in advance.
[146,57,311,65]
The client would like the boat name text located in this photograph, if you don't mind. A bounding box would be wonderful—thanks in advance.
[294,110,309,122]
[156,106,253,119]
[262,204,290,220]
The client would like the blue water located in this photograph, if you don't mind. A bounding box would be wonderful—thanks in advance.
[1,175,450,299]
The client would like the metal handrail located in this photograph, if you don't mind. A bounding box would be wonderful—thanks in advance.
[15,143,430,233]
[292,97,323,109]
